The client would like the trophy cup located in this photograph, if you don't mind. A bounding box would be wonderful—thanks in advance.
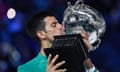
[63,0,106,50]
[44,0,106,72]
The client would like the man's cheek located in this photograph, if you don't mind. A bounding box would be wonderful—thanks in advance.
[51,31,58,35]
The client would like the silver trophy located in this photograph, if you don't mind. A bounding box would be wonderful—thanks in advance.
[62,0,106,50]
[44,0,106,71]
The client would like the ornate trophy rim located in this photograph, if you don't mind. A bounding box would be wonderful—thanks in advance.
[62,0,106,50]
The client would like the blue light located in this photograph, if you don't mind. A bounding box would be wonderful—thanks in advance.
[33,0,50,11]
[3,11,25,33]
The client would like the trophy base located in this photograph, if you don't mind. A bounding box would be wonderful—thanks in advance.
[44,34,89,72]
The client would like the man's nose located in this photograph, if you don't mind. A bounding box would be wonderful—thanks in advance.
[57,23,64,30]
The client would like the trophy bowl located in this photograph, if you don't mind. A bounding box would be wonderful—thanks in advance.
[62,0,106,50]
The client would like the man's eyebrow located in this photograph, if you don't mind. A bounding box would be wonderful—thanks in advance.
[51,22,57,25]
[51,20,58,24]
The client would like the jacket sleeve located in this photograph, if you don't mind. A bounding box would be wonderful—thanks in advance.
[85,65,99,72]
[17,65,27,72]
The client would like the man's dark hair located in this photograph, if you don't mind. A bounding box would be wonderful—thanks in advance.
[26,11,54,42]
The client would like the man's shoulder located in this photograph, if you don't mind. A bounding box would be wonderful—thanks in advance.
[20,56,38,67]
[17,54,47,72]
[17,55,39,72]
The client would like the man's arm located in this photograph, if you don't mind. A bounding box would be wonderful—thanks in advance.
[81,30,99,72]
[84,58,99,72]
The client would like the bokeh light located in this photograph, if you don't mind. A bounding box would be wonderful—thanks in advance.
[7,8,16,19]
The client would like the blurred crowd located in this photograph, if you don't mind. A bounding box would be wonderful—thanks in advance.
[0,0,120,72]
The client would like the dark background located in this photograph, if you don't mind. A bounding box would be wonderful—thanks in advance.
[0,0,120,72]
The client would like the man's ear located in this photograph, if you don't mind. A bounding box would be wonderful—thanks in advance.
[36,31,46,40]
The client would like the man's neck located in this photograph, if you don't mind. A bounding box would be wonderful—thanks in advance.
[40,40,52,56]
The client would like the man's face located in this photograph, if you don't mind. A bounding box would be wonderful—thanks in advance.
[44,16,65,42]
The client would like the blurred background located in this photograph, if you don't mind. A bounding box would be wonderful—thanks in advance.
[0,0,120,72]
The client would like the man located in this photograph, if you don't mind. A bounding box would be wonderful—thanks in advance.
[18,11,98,72]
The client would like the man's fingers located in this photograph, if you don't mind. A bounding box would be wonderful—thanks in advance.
[47,54,66,72]
[80,30,92,52]
[83,39,92,52]
[50,55,59,66]
[48,54,52,64]
[52,61,66,70]
[80,30,88,40]
[56,69,67,72]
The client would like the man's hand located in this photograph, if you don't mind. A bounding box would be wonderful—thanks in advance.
[81,30,95,69]
[80,30,92,52]
[47,54,67,72]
